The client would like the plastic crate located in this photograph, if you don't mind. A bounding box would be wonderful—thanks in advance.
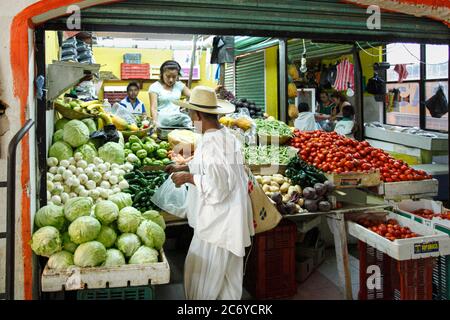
[433,255,450,300]
[77,285,154,300]
[123,53,142,64]
[244,220,297,299]
[121,63,150,80]
[103,91,127,105]
[358,241,435,300]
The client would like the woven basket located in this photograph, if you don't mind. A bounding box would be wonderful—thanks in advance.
[54,102,95,120]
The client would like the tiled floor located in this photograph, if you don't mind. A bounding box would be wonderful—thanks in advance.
[156,246,361,300]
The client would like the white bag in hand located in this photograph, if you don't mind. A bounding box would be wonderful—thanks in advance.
[151,175,188,219]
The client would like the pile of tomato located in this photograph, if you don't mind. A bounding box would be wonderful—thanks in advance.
[357,218,419,241]
[290,130,432,182]
[411,209,439,220]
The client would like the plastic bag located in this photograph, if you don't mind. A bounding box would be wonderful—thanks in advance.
[111,103,136,125]
[425,86,448,118]
[229,108,257,145]
[151,175,188,219]
[159,111,192,127]
[366,73,385,95]
[89,124,120,148]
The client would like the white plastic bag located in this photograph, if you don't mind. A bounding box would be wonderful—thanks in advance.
[151,175,188,218]
[111,103,136,124]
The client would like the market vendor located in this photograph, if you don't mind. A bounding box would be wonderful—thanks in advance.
[148,60,191,126]
[165,86,254,300]
[334,104,356,138]
[119,82,147,116]
[294,102,321,131]
[316,91,336,119]
[331,91,351,120]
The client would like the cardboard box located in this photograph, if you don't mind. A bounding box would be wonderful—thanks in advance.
[296,240,325,267]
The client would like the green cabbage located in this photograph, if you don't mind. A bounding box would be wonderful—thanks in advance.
[52,129,64,143]
[64,197,93,222]
[95,225,117,248]
[34,204,66,230]
[63,120,90,148]
[108,193,133,210]
[136,220,165,250]
[116,233,141,258]
[102,249,126,267]
[73,241,107,267]
[31,226,62,257]
[68,216,101,244]
[98,142,125,164]
[75,144,97,163]
[47,251,74,270]
[49,141,73,161]
[55,118,70,131]
[129,246,159,264]
[142,210,166,230]
[62,231,78,253]
[81,118,97,134]
[117,207,142,233]
[94,200,119,225]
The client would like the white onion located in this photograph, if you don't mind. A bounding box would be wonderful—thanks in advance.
[49,166,58,174]
[69,192,77,198]
[117,169,125,176]
[47,181,55,192]
[92,172,102,183]
[60,160,70,168]
[99,188,109,199]
[63,185,71,193]
[112,187,121,194]
[62,170,73,181]
[118,175,124,182]
[74,152,83,161]
[60,192,69,203]
[93,157,104,165]
[53,183,63,195]
[47,191,52,200]
[68,165,77,174]
[97,164,107,174]
[89,189,100,199]
[47,157,58,167]
[77,160,88,169]
[87,163,96,170]
[71,177,80,188]
[85,180,97,190]
[100,181,111,189]
[79,174,89,184]
[53,174,62,182]
[111,168,121,176]
[109,175,119,185]
[79,189,89,197]
[84,167,94,176]
[111,163,120,170]
[47,172,54,182]
[68,157,76,165]
[57,166,65,175]
[51,195,62,205]
[118,180,129,190]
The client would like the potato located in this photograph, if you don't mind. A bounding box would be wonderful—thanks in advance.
[287,186,297,197]
[262,176,272,185]
[295,185,302,194]
[272,174,284,179]
[270,181,280,188]
[269,186,280,192]
[280,182,290,193]
[272,177,285,185]
[282,194,291,203]
[255,175,263,184]
[297,198,305,207]
[262,184,270,192]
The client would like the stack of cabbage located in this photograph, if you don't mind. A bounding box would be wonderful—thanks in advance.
[47,117,133,206]
[31,195,166,269]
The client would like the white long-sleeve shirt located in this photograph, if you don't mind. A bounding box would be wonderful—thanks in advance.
[186,127,254,257]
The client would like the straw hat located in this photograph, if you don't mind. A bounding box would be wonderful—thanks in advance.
[174,86,235,114]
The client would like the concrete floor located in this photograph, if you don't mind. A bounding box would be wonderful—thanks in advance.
[155,246,361,300]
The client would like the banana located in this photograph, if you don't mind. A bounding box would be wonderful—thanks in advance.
[80,100,100,107]
[98,118,104,130]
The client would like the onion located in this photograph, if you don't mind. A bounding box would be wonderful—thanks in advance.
[53,174,62,182]
[60,160,70,168]
[49,166,58,174]
[51,195,62,205]
[47,181,55,192]
[109,175,119,185]
[47,172,54,181]
[85,180,97,190]
[74,152,83,161]
[62,170,73,181]
[57,166,65,175]
[118,180,129,190]
[68,165,77,174]
[100,181,111,189]
[75,167,84,176]
[47,157,58,167]
[77,160,88,169]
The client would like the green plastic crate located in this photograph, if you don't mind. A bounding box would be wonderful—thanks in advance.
[433,255,450,300]
[77,285,155,300]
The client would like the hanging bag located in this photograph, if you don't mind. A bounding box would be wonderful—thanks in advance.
[366,73,385,95]
[425,86,448,118]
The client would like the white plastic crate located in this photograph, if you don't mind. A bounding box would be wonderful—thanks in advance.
[394,199,443,227]
[347,211,450,261]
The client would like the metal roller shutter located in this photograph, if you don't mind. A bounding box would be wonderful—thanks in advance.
[224,63,235,94]
[235,51,266,111]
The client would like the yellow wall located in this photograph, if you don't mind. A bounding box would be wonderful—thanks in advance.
[45,31,60,66]
[265,46,278,118]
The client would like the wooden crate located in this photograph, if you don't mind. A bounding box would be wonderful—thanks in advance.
[325,170,381,189]
[41,249,170,292]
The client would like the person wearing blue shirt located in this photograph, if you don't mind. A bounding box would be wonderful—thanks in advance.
[119,82,147,117]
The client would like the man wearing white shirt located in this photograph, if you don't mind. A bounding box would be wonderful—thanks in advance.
[119,82,147,116]
[165,86,254,300]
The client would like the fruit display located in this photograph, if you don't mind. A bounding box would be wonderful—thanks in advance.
[54,98,105,116]
[243,145,296,166]
[123,169,169,213]
[290,130,432,182]
[356,218,420,241]
[255,174,305,214]
[219,116,254,132]
[124,135,171,167]
[411,208,450,221]
[230,98,264,119]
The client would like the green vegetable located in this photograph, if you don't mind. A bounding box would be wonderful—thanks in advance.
[98,142,125,164]
[95,225,117,248]
[142,137,154,144]
[129,246,158,264]
[136,220,166,250]
[63,120,90,147]
[49,141,73,161]
[118,131,125,147]
[243,145,295,166]
[158,141,170,150]
[255,119,293,137]
[64,197,93,222]
[124,149,132,156]
[73,241,107,267]
[108,192,133,210]
[285,156,327,189]
[68,216,101,244]
[136,149,148,159]
[102,248,126,267]
[94,200,119,225]
[55,118,70,131]
[52,129,64,143]
[31,226,62,257]
[143,157,153,166]
[142,210,166,230]
[124,142,131,150]
[75,144,97,163]
[117,207,143,233]
[144,143,157,155]
[153,160,163,166]
[116,233,141,258]
[128,135,142,146]
[81,118,97,134]
[162,158,172,166]
[131,142,142,153]
[156,149,168,159]
[34,204,65,231]
[62,231,78,253]
[47,251,74,270]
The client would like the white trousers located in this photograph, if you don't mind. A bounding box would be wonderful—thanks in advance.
[184,233,243,300]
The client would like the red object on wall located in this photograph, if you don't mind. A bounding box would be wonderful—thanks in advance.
[244,220,297,299]
[121,63,150,80]
[103,92,127,105]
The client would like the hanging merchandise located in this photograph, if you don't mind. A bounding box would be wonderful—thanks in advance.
[333,59,354,91]
[425,85,448,118]
[210,36,235,64]
[299,39,308,74]
[385,88,400,113]
[394,64,409,83]
[366,73,385,95]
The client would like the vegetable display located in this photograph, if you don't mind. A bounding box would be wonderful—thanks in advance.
[244,146,296,166]
[356,218,420,241]
[285,156,328,189]
[290,130,432,182]
[123,169,168,212]
[410,209,450,221]
[124,135,171,168]
[255,119,293,137]
[230,98,264,119]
